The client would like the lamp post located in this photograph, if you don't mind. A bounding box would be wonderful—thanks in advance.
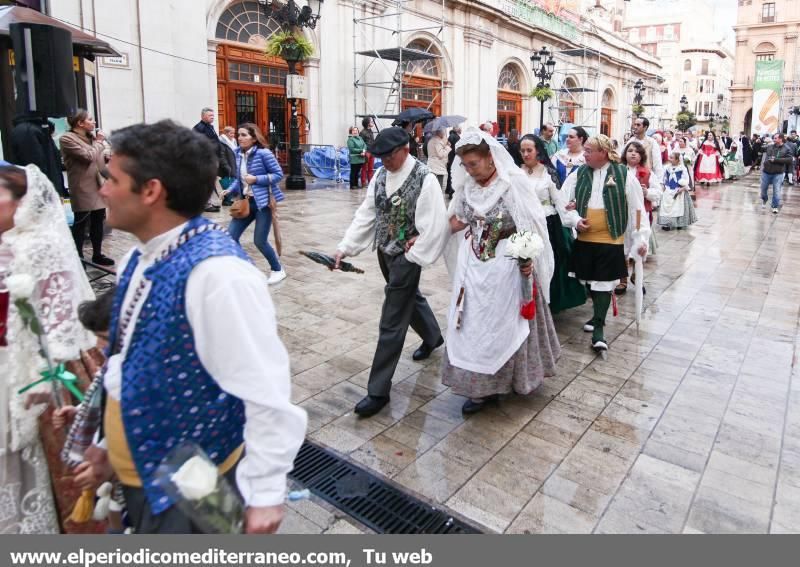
[678,94,689,132]
[259,0,323,190]
[633,79,645,117]
[530,46,556,129]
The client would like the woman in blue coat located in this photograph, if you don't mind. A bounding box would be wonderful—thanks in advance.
[223,123,287,284]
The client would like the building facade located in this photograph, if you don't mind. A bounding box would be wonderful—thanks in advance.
[621,0,734,132]
[48,0,662,151]
[731,0,800,135]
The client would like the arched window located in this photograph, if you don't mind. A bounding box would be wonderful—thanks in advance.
[601,88,614,108]
[497,64,522,92]
[405,40,441,77]
[216,1,283,46]
[684,59,691,71]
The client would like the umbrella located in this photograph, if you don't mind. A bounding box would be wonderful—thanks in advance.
[299,251,365,274]
[634,210,644,334]
[423,115,467,133]
[392,108,434,126]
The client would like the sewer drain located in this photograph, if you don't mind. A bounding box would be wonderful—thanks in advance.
[289,441,481,534]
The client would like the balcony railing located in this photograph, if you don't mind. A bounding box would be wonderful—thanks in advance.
[761,15,776,23]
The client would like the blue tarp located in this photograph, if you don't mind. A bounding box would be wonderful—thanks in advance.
[303,147,382,180]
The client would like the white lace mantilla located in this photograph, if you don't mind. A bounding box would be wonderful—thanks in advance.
[1,165,95,454]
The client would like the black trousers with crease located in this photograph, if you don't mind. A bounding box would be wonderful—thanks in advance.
[366,251,442,397]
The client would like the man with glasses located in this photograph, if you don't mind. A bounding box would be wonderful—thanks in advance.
[760,133,793,214]
[333,127,449,417]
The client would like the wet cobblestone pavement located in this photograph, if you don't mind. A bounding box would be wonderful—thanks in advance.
[97,172,800,533]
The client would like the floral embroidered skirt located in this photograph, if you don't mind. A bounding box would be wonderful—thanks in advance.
[441,281,560,399]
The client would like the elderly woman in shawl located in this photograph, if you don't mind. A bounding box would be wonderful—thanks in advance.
[0,165,95,533]
[441,128,560,414]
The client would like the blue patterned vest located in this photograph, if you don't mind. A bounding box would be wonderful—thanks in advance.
[106,216,250,514]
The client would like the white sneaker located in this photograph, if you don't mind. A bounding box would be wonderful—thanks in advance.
[772,207,779,214]
[761,202,767,210]
[267,269,287,285]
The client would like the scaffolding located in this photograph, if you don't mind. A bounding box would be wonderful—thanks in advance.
[547,47,602,130]
[352,0,447,130]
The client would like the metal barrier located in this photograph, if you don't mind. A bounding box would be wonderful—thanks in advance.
[276,142,345,183]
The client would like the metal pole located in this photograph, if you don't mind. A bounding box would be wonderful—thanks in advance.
[286,57,305,190]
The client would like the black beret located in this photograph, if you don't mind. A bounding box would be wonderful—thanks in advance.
[370,127,410,157]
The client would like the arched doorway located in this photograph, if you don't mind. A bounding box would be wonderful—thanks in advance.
[497,64,523,137]
[559,78,580,124]
[215,0,306,161]
[743,108,753,136]
[402,39,443,151]
[601,88,615,137]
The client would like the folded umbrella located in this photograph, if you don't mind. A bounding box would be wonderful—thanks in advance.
[299,251,364,274]
[423,115,467,133]
[634,210,644,334]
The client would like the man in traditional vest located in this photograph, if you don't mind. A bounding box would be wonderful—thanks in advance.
[625,116,664,183]
[562,135,651,353]
[334,127,449,417]
[98,121,307,533]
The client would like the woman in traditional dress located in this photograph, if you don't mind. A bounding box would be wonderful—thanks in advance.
[552,126,588,187]
[619,142,661,294]
[675,136,696,186]
[659,151,698,231]
[442,128,559,414]
[0,165,95,533]
[724,141,745,181]
[519,134,585,313]
[694,131,725,186]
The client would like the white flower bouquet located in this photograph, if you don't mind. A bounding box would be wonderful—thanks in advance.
[506,231,545,320]
[157,443,244,533]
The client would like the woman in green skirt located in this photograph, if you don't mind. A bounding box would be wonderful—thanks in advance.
[520,135,586,312]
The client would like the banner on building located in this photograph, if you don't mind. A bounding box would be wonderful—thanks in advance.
[751,59,784,136]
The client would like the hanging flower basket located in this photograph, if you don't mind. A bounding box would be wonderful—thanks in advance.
[631,104,645,116]
[265,31,314,62]
[531,85,554,103]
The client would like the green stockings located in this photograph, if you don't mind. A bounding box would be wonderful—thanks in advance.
[589,291,612,343]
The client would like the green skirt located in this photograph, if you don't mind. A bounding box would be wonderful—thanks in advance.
[547,214,587,313]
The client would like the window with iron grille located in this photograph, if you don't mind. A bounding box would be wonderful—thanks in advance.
[216,1,283,44]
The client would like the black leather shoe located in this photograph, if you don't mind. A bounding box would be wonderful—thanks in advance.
[91,254,115,266]
[462,395,498,415]
[204,205,221,213]
[412,336,444,361]
[354,395,389,418]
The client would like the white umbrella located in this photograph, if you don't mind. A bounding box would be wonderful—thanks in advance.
[634,210,644,334]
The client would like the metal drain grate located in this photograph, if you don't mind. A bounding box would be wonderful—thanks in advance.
[289,441,481,534]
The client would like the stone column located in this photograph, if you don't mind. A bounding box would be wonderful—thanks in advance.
[304,56,322,145]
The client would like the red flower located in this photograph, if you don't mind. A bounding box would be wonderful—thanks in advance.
[520,301,536,320]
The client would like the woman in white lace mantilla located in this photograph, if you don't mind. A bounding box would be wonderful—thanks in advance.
[0,165,95,534]
[441,128,560,414]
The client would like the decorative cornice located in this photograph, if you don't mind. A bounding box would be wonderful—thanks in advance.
[464,28,494,48]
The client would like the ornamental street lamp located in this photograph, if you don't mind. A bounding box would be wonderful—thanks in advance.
[258,0,323,190]
[633,79,646,116]
[531,46,556,129]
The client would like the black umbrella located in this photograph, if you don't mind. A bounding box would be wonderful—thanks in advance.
[299,251,365,274]
[392,108,435,126]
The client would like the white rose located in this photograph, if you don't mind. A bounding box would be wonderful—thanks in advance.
[509,231,544,260]
[171,455,219,501]
[7,274,35,300]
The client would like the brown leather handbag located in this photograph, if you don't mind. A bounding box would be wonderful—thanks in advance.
[229,196,250,219]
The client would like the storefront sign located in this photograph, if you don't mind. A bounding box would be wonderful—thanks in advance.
[488,0,580,41]
[751,59,784,135]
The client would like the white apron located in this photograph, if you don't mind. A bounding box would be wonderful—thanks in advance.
[660,189,685,219]
[446,237,529,375]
